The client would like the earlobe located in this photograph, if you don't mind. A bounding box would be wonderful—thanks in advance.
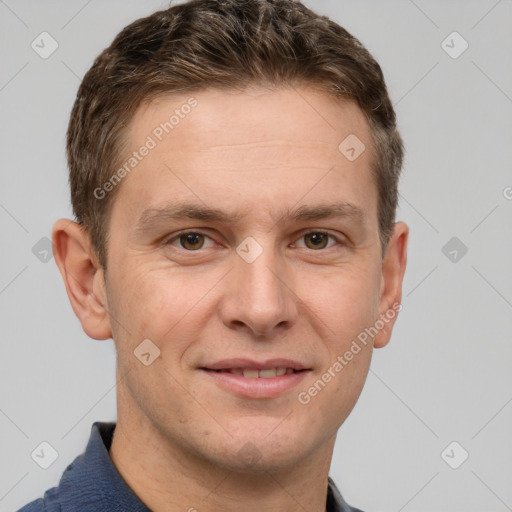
[374,221,409,349]
[52,219,112,340]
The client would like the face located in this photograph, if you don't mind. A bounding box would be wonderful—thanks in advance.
[90,86,406,471]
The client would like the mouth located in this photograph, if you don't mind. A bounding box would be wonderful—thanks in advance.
[199,359,311,398]
[205,367,306,378]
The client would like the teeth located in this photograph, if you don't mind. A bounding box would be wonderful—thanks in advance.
[243,369,259,379]
[228,367,295,378]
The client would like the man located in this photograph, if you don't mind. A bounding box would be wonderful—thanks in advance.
[19,0,407,510]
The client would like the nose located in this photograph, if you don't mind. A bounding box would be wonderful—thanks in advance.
[218,244,299,338]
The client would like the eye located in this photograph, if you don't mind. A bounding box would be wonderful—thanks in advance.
[166,231,215,251]
[294,231,339,250]
[165,230,342,252]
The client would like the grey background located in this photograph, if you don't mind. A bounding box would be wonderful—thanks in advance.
[1,0,511,510]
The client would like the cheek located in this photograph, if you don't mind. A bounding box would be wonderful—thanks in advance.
[323,348,372,419]
[314,263,380,406]
[299,259,381,341]
[105,263,167,352]
[109,263,221,355]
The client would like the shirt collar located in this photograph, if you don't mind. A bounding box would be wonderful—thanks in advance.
[55,421,360,512]
[58,421,150,511]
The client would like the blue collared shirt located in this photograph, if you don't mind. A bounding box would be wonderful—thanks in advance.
[18,422,364,512]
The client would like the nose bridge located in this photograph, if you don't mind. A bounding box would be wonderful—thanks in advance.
[221,237,298,336]
[243,249,282,305]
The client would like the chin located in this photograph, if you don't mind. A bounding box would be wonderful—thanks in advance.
[205,426,316,473]
[213,445,305,474]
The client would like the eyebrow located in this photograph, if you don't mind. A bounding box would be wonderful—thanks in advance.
[134,200,365,234]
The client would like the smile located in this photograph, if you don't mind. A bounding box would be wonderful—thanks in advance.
[200,362,311,398]
[209,367,302,378]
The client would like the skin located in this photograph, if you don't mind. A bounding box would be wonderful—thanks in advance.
[53,85,408,512]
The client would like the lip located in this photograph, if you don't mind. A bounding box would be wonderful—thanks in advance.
[199,358,312,399]
[202,358,309,371]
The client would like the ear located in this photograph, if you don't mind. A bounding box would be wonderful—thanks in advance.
[52,219,112,340]
[374,221,408,349]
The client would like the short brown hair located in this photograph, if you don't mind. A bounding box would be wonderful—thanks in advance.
[67,0,403,269]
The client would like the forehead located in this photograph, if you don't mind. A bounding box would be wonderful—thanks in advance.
[111,85,377,227]
[130,85,370,155]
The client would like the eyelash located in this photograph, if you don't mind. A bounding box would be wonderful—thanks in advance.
[164,230,343,251]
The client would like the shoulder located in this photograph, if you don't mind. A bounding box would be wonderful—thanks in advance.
[17,486,61,512]
[17,499,44,512]
[327,477,366,512]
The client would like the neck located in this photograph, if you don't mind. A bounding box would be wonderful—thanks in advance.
[109,388,336,512]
